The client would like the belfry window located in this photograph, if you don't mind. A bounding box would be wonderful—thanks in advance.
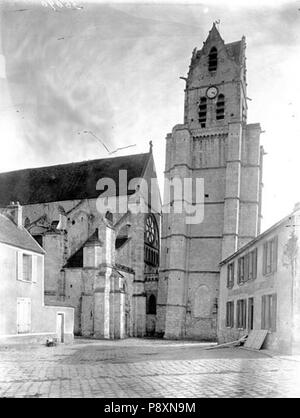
[198,97,207,128]
[216,94,225,120]
[208,47,218,72]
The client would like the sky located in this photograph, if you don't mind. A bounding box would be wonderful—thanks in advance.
[0,0,299,231]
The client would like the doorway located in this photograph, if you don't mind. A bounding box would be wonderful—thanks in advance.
[56,313,64,343]
[248,298,254,331]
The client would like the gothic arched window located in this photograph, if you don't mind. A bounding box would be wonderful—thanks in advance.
[216,94,225,120]
[145,215,159,248]
[148,294,157,315]
[198,97,207,128]
[208,47,218,72]
[144,215,159,266]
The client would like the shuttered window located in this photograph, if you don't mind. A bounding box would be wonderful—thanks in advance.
[16,252,37,283]
[263,237,278,275]
[226,301,234,328]
[261,294,277,332]
[245,248,257,282]
[227,262,234,288]
[22,254,32,282]
[237,299,247,329]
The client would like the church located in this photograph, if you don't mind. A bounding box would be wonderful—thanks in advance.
[0,147,161,339]
[0,24,265,343]
[156,24,264,340]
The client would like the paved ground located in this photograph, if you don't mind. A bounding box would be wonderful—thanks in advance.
[0,338,300,398]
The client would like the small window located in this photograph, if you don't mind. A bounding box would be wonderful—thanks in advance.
[22,254,32,282]
[261,294,277,332]
[198,97,207,128]
[226,301,234,328]
[216,94,225,120]
[148,294,157,315]
[236,299,247,329]
[227,262,234,288]
[208,47,218,72]
[263,237,278,275]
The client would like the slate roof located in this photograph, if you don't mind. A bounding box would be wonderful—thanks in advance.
[0,214,44,254]
[0,153,150,206]
[194,39,242,65]
[225,40,242,64]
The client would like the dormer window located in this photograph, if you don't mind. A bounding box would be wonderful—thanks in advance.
[216,94,225,120]
[208,47,218,72]
[198,97,207,128]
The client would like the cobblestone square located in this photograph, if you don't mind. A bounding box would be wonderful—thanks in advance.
[0,338,300,398]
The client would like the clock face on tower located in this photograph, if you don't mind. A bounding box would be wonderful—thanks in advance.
[206,86,218,99]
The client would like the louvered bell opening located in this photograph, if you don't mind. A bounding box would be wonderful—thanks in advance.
[198,97,207,128]
[208,47,218,72]
[216,95,225,120]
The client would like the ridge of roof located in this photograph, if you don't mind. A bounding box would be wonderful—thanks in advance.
[0,152,150,176]
[0,152,151,206]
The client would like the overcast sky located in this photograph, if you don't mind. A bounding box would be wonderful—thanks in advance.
[0,0,299,231]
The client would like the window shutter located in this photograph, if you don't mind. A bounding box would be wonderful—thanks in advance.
[32,256,37,283]
[244,255,249,282]
[26,299,31,333]
[17,299,21,333]
[17,251,23,281]
[243,300,247,329]
[271,294,277,332]
[272,237,278,273]
[231,302,234,328]
[263,243,267,275]
[253,248,257,279]
[261,296,266,329]
[226,303,229,327]
[227,265,230,288]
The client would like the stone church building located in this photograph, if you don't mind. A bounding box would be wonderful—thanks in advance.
[0,149,161,339]
[156,24,264,340]
[0,24,266,343]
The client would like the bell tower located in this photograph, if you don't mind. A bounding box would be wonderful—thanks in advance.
[156,24,264,340]
[184,23,247,130]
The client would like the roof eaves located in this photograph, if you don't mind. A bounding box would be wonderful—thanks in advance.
[220,212,293,266]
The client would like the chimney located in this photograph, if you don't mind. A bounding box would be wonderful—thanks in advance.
[6,201,23,228]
